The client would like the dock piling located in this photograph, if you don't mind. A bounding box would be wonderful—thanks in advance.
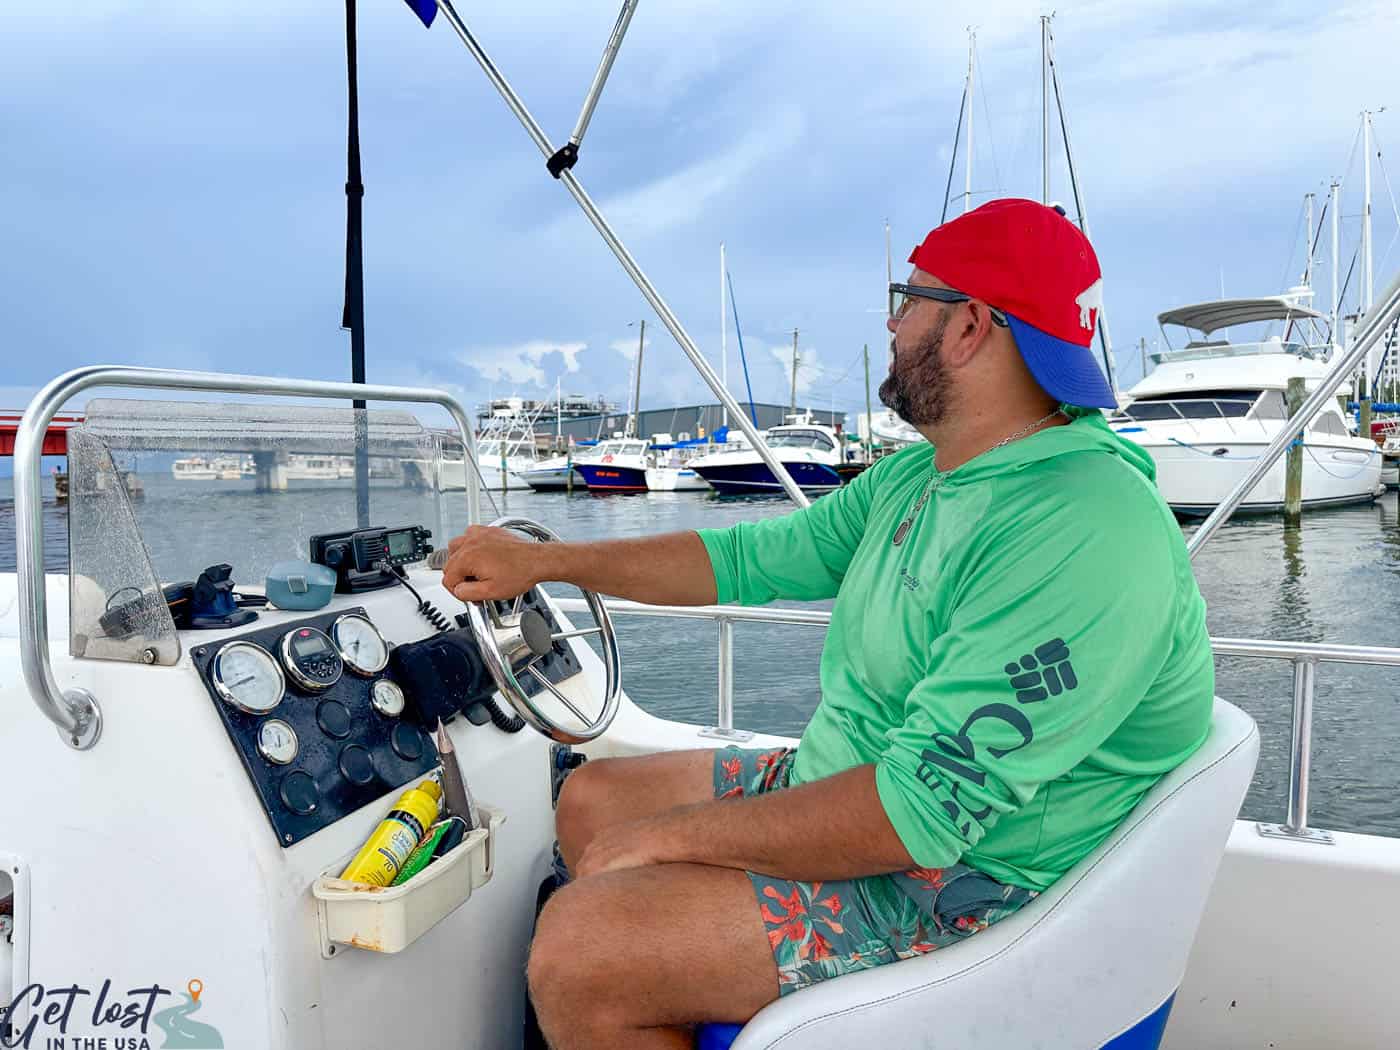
[1284,376,1305,523]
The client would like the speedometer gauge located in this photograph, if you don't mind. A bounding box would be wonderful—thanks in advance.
[331,614,389,675]
[212,642,285,714]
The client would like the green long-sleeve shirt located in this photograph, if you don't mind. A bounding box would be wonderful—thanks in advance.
[698,409,1213,891]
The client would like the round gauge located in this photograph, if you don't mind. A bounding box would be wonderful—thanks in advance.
[279,627,344,693]
[257,719,299,765]
[332,614,389,676]
[371,679,406,718]
[212,642,285,714]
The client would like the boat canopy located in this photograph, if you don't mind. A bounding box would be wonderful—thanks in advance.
[1157,297,1324,335]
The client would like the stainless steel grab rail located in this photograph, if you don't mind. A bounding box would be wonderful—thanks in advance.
[1186,269,1400,558]
[15,366,482,751]
[554,596,1400,840]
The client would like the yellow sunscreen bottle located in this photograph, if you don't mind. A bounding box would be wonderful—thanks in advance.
[338,780,443,887]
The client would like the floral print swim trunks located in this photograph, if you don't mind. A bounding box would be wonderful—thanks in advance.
[714,746,1037,996]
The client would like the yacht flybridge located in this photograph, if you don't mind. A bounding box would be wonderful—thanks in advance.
[5,2,1400,1049]
[1110,295,1383,514]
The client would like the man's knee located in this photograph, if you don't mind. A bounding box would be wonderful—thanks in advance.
[554,756,618,849]
[528,884,610,1021]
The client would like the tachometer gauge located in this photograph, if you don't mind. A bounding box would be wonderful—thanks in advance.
[212,642,285,714]
[256,719,299,765]
[332,614,389,676]
[371,679,405,718]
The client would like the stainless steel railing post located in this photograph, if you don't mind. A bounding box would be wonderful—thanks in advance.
[1284,658,1317,835]
[716,617,735,732]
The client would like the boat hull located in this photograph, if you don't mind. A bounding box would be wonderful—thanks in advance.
[693,459,842,494]
[575,462,648,492]
[645,467,710,491]
[522,466,580,491]
[1116,431,1383,515]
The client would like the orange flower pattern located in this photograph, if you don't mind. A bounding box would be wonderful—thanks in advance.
[714,746,1036,995]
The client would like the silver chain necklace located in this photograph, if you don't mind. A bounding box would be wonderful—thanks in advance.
[891,408,1066,547]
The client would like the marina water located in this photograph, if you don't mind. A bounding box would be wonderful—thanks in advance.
[4,472,1398,839]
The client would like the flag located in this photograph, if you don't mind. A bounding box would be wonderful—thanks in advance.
[402,0,437,28]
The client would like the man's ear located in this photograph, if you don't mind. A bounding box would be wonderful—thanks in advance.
[941,302,994,368]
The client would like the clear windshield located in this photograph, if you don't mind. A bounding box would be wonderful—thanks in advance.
[766,429,835,450]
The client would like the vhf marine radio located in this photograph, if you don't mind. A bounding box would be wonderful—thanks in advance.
[309,525,433,593]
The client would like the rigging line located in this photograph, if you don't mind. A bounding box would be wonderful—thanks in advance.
[973,36,1003,196]
[940,77,969,224]
[724,268,759,426]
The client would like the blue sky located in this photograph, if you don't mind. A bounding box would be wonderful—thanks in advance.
[2,1,1397,427]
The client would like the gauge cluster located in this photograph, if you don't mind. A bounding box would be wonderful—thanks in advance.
[193,607,440,847]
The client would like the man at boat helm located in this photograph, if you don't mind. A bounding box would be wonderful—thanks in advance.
[441,198,1214,1049]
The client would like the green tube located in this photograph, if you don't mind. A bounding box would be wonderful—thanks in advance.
[390,821,452,886]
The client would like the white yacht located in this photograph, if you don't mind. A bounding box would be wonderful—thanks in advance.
[572,436,650,492]
[170,456,218,480]
[1110,296,1382,515]
[690,414,844,494]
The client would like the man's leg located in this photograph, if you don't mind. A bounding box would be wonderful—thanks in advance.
[555,750,718,872]
[528,861,779,1050]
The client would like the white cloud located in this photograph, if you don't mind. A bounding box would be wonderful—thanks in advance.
[456,340,587,386]
[766,342,824,397]
[609,332,652,361]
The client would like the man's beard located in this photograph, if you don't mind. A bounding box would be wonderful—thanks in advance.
[878,312,952,427]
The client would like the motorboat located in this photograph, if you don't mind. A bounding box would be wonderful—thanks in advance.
[8,4,1400,1047]
[171,455,218,480]
[1109,295,1383,515]
[572,437,650,492]
[690,414,843,494]
[645,444,712,492]
[520,452,580,492]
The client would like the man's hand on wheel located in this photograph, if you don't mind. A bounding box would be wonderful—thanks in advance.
[441,525,546,602]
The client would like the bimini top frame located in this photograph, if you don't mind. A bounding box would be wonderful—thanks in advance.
[12,365,483,751]
[405,0,811,508]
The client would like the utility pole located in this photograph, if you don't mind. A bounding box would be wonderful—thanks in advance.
[1040,15,1051,205]
[629,319,646,438]
[790,329,800,415]
[1139,337,1148,380]
[863,343,874,463]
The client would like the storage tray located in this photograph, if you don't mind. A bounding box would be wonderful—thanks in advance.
[313,803,505,956]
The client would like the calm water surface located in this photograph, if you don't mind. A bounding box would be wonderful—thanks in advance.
[3,470,1399,838]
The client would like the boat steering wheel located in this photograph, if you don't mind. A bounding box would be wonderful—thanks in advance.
[458,517,622,744]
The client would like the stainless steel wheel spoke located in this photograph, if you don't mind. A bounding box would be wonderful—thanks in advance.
[527,666,591,724]
[551,626,602,641]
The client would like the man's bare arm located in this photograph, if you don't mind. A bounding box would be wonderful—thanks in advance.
[574,764,920,882]
[441,525,718,606]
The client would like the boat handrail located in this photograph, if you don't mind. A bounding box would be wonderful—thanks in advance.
[13,365,483,751]
[553,596,1399,843]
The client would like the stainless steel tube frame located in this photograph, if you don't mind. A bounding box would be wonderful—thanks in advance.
[14,365,483,751]
[566,0,640,149]
[1187,269,1400,558]
[556,598,1400,836]
[431,0,811,507]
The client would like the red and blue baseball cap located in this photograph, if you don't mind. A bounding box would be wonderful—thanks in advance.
[908,198,1115,409]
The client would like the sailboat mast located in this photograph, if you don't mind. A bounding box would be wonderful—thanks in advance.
[965,30,975,214]
[1303,192,1316,287]
[1331,178,1341,347]
[720,242,728,428]
[555,376,562,447]
[1041,15,1051,204]
[1363,111,1374,316]
[630,319,646,438]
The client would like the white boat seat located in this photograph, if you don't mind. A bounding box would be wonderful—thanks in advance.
[701,698,1259,1050]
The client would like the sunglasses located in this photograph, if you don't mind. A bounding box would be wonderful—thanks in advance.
[889,283,1009,327]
